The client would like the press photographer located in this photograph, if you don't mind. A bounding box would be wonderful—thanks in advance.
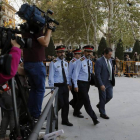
[16,3,59,120]
[0,38,22,139]
[0,40,21,85]
[0,25,32,85]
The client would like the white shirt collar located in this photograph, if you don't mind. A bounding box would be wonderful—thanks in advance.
[57,57,65,62]
[84,55,90,61]
[103,56,108,61]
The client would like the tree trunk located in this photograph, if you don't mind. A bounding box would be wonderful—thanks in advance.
[111,43,115,58]
[84,0,98,50]
[81,1,91,44]
[92,19,98,51]
[87,22,91,44]
[106,0,114,48]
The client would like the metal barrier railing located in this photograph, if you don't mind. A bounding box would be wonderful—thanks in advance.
[122,61,140,76]
[92,61,140,76]
[115,60,124,76]
[44,61,140,77]
[28,87,59,140]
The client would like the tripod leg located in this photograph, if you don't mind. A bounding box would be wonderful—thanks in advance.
[10,78,22,139]
[15,75,34,128]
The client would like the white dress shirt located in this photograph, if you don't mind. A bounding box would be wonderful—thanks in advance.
[103,56,112,80]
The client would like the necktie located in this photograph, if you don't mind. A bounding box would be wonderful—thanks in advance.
[87,60,90,81]
[61,61,67,83]
[107,60,112,80]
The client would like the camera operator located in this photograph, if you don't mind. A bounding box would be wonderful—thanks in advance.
[0,40,21,85]
[0,39,21,140]
[22,23,54,121]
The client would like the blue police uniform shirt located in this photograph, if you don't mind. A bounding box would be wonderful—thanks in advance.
[68,57,77,86]
[48,57,69,87]
[72,56,93,88]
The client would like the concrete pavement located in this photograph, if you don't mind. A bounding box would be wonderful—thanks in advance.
[49,77,140,140]
[1,77,139,140]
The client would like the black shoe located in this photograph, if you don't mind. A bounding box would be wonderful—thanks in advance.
[96,104,99,109]
[62,121,73,126]
[100,114,109,119]
[73,113,84,118]
[96,104,101,113]
[32,116,39,123]
[93,119,100,125]
[79,111,82,114]
[33,118,38,123]
[69,100,74,108]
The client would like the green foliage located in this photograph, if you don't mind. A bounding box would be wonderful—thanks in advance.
[98,37,107,56]
[39,0,99,45]
[21,0,140,49]
[115,39,124,60]
[132,40,140,54]
[111,0,140,47]
[22,0,34,4]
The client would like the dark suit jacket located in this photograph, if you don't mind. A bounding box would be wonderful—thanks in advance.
[95,56,115,87]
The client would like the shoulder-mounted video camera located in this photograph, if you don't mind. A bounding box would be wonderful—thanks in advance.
[0,27,32,75]
[16,3,59,33]
[0,27,32,55]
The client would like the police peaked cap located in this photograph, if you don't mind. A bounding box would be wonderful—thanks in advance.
[83,45,94,51]
[72,49,82,54]
[55,45,66,51]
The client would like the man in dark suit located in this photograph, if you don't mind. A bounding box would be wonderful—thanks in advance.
[95,48,115,119]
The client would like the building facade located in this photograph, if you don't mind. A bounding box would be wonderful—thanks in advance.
[0,0,16,28]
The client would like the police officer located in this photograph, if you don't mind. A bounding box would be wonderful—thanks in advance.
[68,49,83,118]
[48,45,73,126]
[72,45,100,125]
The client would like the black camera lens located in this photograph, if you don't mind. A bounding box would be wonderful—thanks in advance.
[0,54,12,75]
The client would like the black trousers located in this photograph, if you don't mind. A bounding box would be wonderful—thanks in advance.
[56,84,69,122]
[69,82,78,108]
[74,81,97,120]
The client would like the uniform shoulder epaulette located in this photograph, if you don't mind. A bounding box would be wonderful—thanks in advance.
[71,58,76,63]
[52,59,57,63]
[80,57,85,61]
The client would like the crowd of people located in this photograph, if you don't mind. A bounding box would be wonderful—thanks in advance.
[45,49,140,80]
[0,20,139,139]
[46,51,99,63]
[48,46,115,127]
[0,22,54,139]
[0,39,115,139]
[115,52,140,77]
